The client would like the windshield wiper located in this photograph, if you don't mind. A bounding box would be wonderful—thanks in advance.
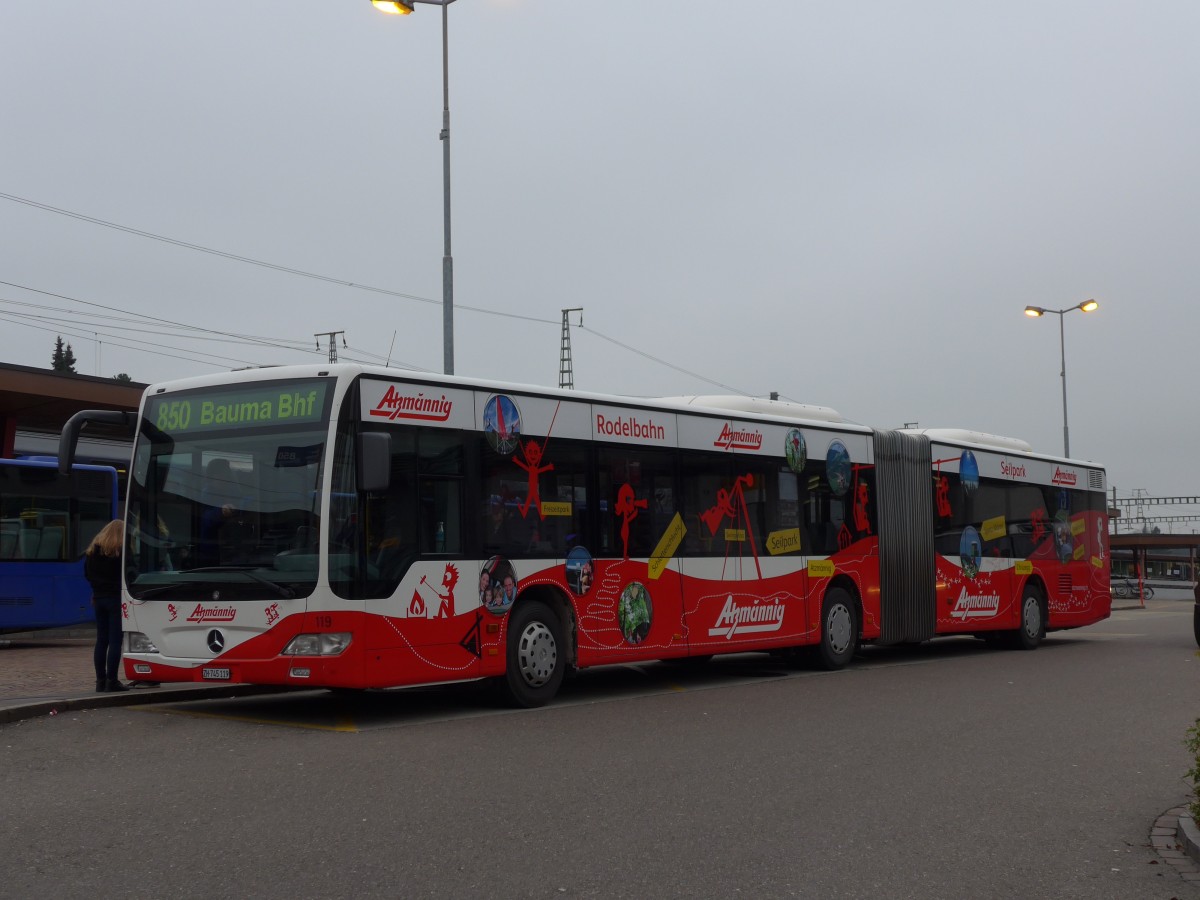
[237,569,297,599]
[132,582,185,600]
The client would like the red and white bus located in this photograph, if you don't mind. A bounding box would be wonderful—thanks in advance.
[62,364,1110,706]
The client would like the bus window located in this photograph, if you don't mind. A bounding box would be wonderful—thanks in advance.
[598,446,676,560]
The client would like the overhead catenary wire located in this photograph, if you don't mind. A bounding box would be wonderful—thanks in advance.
[0,300,315,350]
[0,294,425,373]
[0,313,265,370]
[2,192,787,397]
[1,293,428,369]
[0,192,557,325]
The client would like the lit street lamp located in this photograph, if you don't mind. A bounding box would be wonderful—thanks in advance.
[1023,299,1099,457]
[372,0,458,375]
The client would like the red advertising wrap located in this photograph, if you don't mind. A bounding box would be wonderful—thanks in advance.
[99,365,1109,706]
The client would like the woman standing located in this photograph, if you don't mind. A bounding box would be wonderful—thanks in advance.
[84,519,127,692]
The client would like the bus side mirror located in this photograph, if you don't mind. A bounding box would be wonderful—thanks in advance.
[358,432,391,493]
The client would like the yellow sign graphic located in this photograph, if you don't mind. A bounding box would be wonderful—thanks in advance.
[725,528,746,543]
[1091,556,1104,568]
[980,515,1006,543]
[540,501,573,517]
[1070,517,1085,536]
[1014,560,1033,575]
[1073,543,1086,561]
[766,528,802,556]
[648,512,686,581]
[808,559,835,578]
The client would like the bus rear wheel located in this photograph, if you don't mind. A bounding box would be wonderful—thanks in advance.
[1009,586,1046,650]
[502,600,566,708]
[816,588,858,670]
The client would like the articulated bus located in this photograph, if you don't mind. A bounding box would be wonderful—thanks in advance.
[0,457,120,633]
[60,364,1110,706]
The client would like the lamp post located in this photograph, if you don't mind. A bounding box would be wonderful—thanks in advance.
[372,0,458,376]
[1023,299,1099,457]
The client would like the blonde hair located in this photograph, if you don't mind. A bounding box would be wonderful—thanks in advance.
[88,519,125,557]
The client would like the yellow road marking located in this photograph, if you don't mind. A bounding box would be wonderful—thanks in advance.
[137,706,359,733]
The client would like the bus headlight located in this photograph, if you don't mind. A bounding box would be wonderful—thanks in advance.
[127,632,159,654]
[282,633,352,656]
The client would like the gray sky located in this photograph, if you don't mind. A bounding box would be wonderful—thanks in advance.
[2,1,1197,511]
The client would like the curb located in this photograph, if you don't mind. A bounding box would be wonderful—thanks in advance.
[0,683,300,726]
[1180,813,1200,866]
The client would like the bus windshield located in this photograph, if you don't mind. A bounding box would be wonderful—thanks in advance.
[126,378,333,600]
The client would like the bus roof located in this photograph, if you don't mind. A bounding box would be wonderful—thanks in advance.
[140,364,1105,465]
[902,428,1035,454]
[656,395,846,424]
[140,364,868,431]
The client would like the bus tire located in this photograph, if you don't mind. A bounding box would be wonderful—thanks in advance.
[502,600,565,708]
[1009,585,1046,650]
[816,588,858,670]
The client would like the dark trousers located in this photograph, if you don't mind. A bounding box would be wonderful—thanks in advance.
[93,595,123,681]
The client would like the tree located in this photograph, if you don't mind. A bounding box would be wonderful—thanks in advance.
[51,336,78,373]
[112,373,133,383]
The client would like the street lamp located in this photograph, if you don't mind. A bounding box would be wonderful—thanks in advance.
[372,0,458,376]
[1023,299,1099,457]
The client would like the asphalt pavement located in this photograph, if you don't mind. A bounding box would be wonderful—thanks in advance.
[3,594,1198,884]
[0,625,293,725]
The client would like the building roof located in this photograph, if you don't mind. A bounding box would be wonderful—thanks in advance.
[0,361,145,455]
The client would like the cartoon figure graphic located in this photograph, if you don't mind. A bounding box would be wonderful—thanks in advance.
[514,439,554,520]
[413,563,458,618]
[699,483,741,535]
[615,483,648,560]
[852,475,871,534]
[436,565,458,618]
[1031,507,1047,546]
[699,474,764,579]
[935,474,952,518]
[837,523,855,552]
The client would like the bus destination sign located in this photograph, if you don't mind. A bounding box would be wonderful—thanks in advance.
[147,381,330,434]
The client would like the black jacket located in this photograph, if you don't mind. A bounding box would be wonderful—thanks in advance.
[84,550,123,599]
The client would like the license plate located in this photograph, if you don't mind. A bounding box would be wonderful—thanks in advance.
[201,667,232,681]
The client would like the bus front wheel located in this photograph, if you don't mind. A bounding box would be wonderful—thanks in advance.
[502,600,566,708]
[816,588,858,670]
[1009,586,1046,650]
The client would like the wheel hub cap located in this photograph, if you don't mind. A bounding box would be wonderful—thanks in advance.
[517,622,557,687]
[827,604,852,654]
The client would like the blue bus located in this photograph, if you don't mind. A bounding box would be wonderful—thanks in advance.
[0,457,120,633]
